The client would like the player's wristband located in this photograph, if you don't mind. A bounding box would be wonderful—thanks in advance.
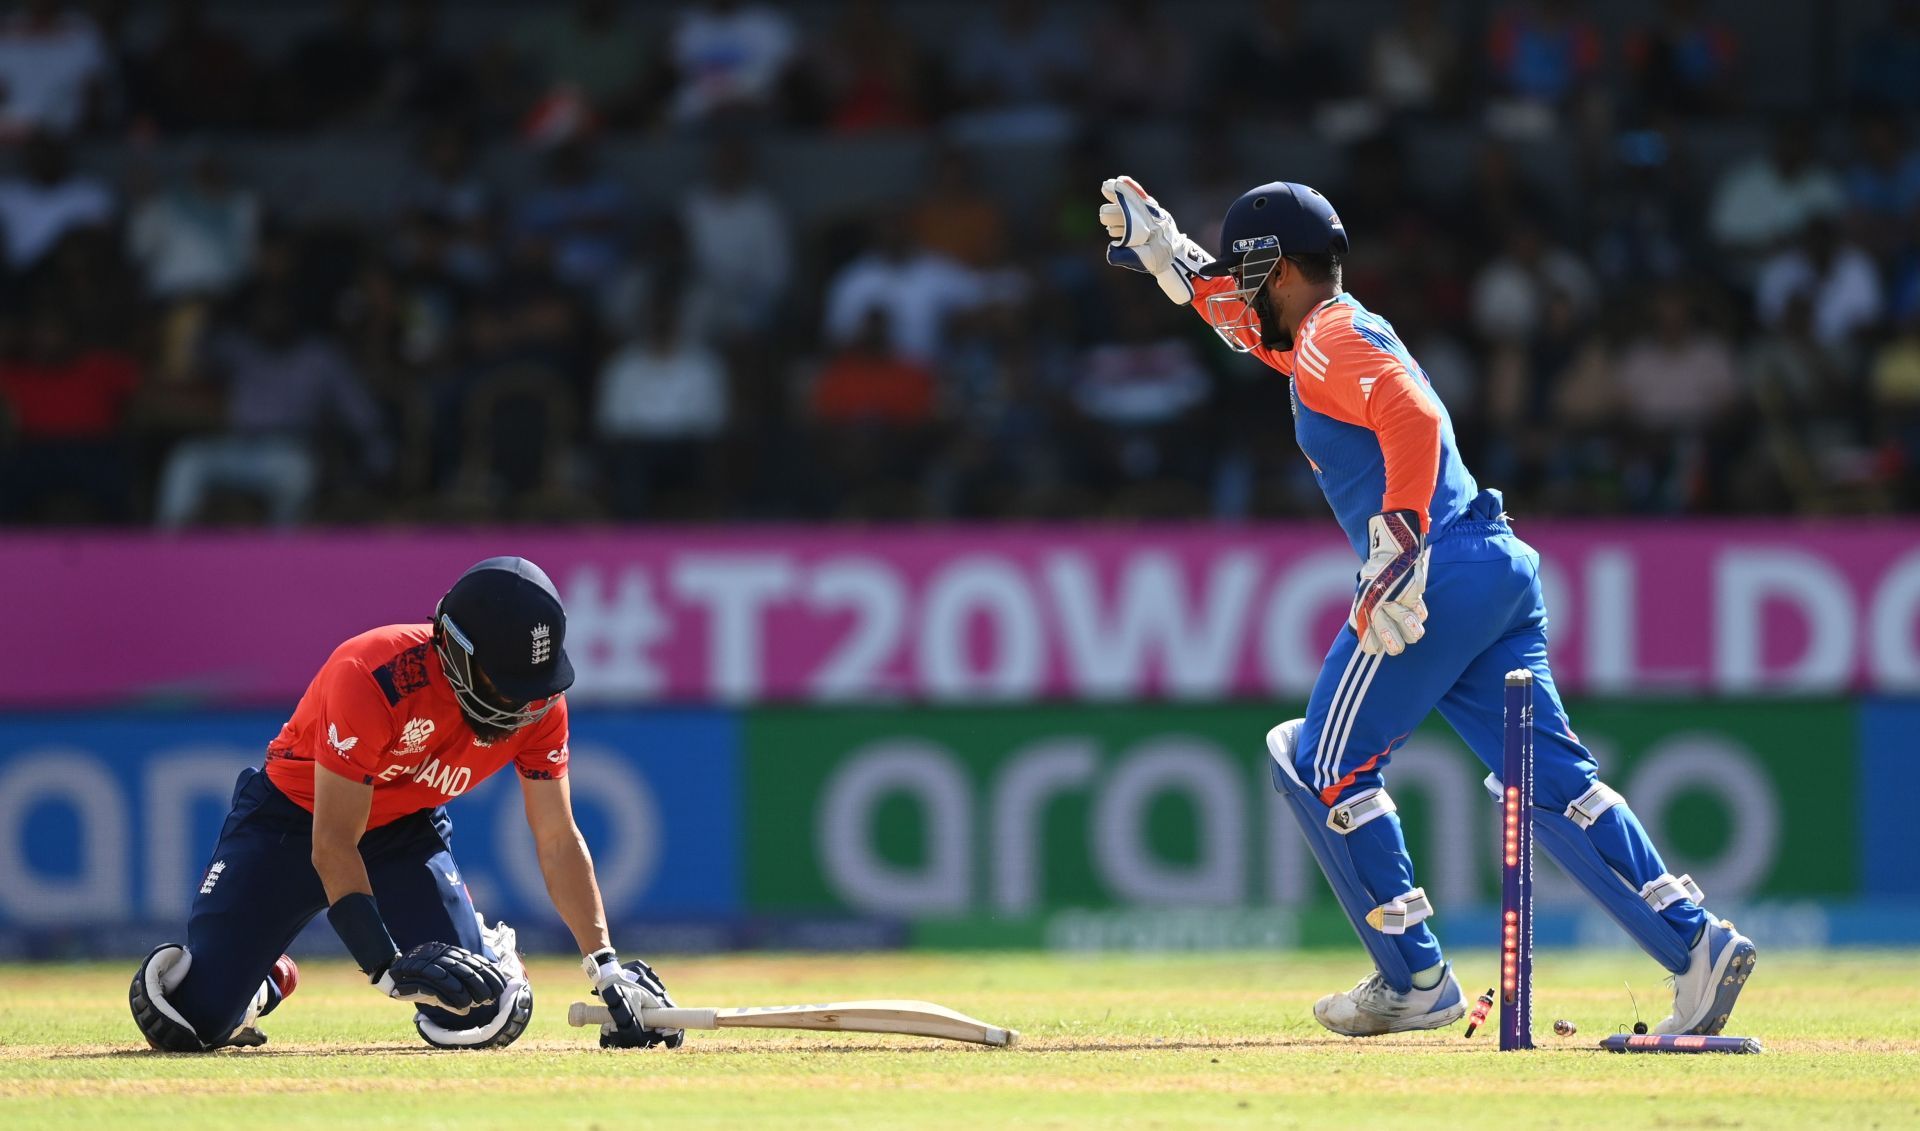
[328,892,401,980]
[584,947,620,986]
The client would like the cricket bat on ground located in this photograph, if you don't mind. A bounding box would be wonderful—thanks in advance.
[566,999,1020,1047]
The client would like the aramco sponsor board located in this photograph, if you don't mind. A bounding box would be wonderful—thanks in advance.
[8,698,1912,952]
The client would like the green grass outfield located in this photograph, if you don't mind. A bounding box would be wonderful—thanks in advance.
[3,950,1917,1130]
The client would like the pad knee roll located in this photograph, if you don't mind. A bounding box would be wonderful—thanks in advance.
[416,977,533,1050]
[130,944,207,1052]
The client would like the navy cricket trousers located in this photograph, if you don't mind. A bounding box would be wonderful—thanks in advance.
[169,767,493,1041]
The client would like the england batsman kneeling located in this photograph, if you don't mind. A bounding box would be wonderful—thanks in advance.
[131,556,682,1053]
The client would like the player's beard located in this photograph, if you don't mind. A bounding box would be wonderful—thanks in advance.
[1255,288,1290,350]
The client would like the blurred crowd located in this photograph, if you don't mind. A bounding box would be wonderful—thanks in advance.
[2,0,1919,526]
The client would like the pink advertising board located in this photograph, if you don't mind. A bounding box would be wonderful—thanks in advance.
[3,523,1918,706]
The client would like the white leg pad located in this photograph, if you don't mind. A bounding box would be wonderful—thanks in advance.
[1565,782,1625,830]
[1326,788,1397,835]
[1640,872,1705,912]
[1365,887,1432,935]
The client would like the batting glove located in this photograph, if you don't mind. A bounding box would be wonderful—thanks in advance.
[1351,510,1431,657]
[586,948,685,1050]
[1099,175,1215,304]
[380,941,508,1015]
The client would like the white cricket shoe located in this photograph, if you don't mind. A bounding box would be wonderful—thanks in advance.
[1655,918,1756,1035]
[1314,965,1466,1037]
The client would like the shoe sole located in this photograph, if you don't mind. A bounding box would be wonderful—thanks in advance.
[1316,1000,1468,1038]
[1684,937,1757,1036]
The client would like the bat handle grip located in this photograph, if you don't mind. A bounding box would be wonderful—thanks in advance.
[568,1002,718,1030]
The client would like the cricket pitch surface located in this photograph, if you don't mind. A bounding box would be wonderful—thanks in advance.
[4,950,1917,1129]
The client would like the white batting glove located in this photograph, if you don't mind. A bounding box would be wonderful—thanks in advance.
[1351,510,1431,657]
[1100,175,1215,304]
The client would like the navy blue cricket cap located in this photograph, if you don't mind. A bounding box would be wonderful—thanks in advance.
[1196,181,1350,278]
[437,556,575,702]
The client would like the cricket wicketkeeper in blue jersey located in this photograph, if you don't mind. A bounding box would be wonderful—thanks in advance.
[1099,175,1758,1036]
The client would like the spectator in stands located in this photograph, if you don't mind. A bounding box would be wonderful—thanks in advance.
[596,284,729,518]
[127,152,257,300]
[0,301,139,520]
[1744,282,1873,510]
[1615,285,1738,436]
[1208,0,1350,122]
[1086,0,1193,119]
[1851,0,1920,111]
[1843,113,1920,245]
[1756,217,1884,351]
[805,305,943,517]
[520,0,648,120]
[385,0,475,123]
[156,290,389,527]
[1470,218,1597,346]
[1456,143,1561,251]
[1369,0,1461,115]
[133,0,257,131]
[667,0,797,125]
[1064,279,1214,511]
[1614,286,1740,511]
[282,0,389,128]
[1872,311,1920,505]
[681,135,789,340]
[1709,119,1846,273]
[910,146,1007,270]
[813,0,927,132]
[950,0,1085,142]
[1590,125,1696,284]
[1623,0,1738,116]
[810,306,937,429]
[513,137,631,295]
[1486,0,1601,105]
[0,130,112,274]
[404,124,496,286]
[0,0,107,140]
[824,215,985,363]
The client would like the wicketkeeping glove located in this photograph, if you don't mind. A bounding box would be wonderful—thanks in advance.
[1351,510,1430,657]
[585,948,684,1050]
[380,941,508,1015]
[1099,176,1216,304]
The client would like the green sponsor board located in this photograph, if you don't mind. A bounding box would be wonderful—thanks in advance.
[743,701,1852,933]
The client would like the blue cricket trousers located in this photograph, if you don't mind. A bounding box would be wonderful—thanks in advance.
[169,767,492,1041]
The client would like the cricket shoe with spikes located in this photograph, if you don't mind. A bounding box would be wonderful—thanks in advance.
[1655,918,1756,1035]
[227,954,299,1048]
[1314,964,1466,1037]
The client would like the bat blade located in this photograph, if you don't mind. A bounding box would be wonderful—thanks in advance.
[567,999,1019,1047]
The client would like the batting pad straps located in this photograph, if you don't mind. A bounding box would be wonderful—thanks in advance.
[1326,788,1398,835]
[1565,782,1625,830]
[1365,887,1433,935]
[1640,872,1705,912]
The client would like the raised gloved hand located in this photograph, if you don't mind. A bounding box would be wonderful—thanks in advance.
[1099,176,1216,304]
[379,941,508,1015]
[1351,510,1430,657]
[585,948,684,1050]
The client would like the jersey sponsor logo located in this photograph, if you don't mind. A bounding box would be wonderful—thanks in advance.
[326,722,359,759]
[531,623,553,665]
[546,743,568,764]
[1231,234,1279,253]
[393,717,436,756]
[199,860,226,895]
